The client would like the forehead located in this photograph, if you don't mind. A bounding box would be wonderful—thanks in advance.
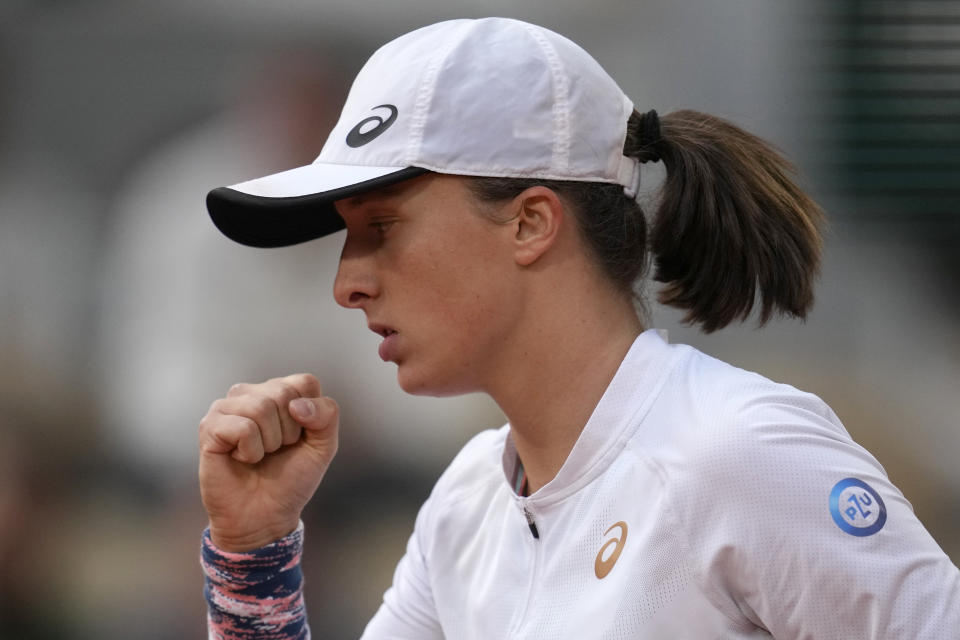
[337,182,411,210]
[334,173,474,216]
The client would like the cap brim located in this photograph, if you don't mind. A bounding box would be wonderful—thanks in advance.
[207,163,428,248]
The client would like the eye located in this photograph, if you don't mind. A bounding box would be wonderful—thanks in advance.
[369,220,395,235]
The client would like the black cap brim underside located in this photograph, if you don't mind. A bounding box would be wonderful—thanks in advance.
[206,166,429,248]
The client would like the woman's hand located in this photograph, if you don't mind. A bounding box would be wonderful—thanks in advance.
[198,373,339,551]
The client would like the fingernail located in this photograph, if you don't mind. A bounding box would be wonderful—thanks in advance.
[290,398,314,419]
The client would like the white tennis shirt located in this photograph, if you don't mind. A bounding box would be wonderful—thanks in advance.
[361,330,960,639]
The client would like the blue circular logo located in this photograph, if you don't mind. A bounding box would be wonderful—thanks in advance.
[829,477,887,536]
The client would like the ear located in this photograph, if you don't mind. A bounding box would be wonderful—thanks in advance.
[510,186,565,266]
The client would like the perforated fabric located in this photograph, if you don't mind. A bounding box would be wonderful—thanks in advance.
[360,329,960,639]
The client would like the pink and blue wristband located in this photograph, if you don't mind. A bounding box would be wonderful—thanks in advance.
[201,522,309,639]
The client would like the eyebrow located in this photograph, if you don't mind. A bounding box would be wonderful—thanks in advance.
[342,183,407,208]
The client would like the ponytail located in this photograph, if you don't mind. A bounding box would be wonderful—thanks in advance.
[626,109,824,332]
[467,108,823,334]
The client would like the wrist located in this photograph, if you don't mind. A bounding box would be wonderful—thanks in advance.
[208,520,300,552]
[202,521,304,587]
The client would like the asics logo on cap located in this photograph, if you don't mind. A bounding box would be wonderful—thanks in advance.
[346,104,398,148]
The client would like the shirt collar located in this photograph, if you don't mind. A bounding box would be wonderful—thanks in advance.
[501,328,678,505]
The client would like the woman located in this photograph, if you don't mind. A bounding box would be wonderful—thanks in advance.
[199,18,960,639]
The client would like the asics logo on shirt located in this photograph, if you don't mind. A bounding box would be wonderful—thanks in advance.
[346,104,398,147]
[594,521,628,579]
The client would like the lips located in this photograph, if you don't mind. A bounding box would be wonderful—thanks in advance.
[368,322,396,337]
[369,323,399,361]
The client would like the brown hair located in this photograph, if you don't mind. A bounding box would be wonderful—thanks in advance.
[467,109,824,333]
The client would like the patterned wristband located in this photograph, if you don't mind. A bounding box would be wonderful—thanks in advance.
[201,522,308,639]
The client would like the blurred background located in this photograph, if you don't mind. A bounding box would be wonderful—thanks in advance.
[0,0,957,637]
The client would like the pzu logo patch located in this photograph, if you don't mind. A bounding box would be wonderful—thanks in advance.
[829,478,887,536]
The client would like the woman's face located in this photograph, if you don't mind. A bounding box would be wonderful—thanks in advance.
[333,174,522,396]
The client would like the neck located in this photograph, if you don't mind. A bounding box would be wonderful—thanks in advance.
[487,292,642,494]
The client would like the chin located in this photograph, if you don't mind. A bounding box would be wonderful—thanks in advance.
[395,363,476,398]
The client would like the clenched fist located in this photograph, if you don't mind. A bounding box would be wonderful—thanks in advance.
[198,373,339,551]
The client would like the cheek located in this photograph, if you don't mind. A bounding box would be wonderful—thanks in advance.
[441,273,517,364]
[400,219,516,342]
[397,262,500,351]
[406,229,503,301]
[435,255,509,324]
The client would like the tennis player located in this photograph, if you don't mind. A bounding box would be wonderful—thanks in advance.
[199,17,960,639]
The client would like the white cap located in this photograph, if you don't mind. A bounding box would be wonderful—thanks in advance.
[207,17,639,247]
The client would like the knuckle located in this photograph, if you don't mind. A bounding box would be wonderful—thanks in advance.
[198,415,211,438]
[209,398,225,414]
[227,382,248,397]
[199,411,217,430]
[265,381,299,412]
[287,373,322,395]
[239,417,259,438]
[274,380,299,402]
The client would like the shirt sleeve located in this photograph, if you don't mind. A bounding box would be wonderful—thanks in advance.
[360,494,445,640]
[201,522,309,640]
[678,389,960,639]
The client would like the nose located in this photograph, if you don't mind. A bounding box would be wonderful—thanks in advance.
[333,238,379,309]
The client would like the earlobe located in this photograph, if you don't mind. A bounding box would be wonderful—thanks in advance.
[513,187,564,267]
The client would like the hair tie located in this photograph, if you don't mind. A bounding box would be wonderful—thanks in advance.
[638,109,661,163]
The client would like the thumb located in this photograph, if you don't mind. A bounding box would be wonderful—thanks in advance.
[288,396,339,448]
